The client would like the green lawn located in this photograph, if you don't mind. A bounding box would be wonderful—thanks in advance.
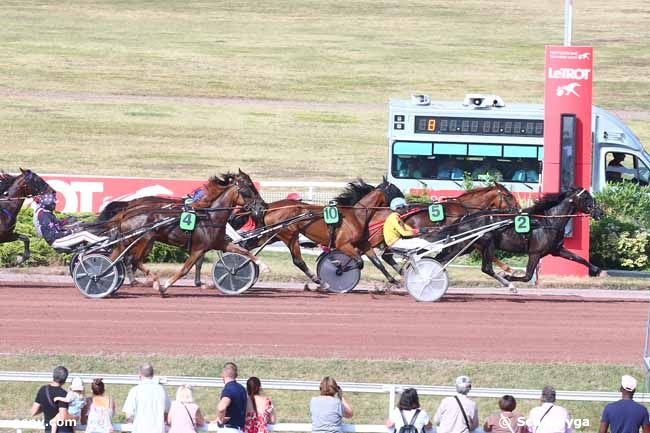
[1,0,649,179]
[0,354,643,432]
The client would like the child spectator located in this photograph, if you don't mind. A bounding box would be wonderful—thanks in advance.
[51,377,86,433]
[484,395,525,433]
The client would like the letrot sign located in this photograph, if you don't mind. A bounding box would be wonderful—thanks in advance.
[539,45,593,277]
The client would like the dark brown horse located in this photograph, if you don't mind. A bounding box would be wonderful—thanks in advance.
[251,178,404,287]
[0,169,53,264]
[107,173,264,295]
[369,183,520,275]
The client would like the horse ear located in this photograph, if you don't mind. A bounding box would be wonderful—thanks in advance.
[238,168,244,175]
[20,167,25,174]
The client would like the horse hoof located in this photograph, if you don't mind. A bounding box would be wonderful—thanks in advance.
[194,281,202,287]
[318,281,330,291]
[14,255,25,266]
[508,284,518,294]
[303,283,311,291]
[130,280,143,287]
[598,270,608,277]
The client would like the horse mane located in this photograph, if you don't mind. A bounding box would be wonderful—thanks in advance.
[334,179,375,206]
[208,172,236,187]
[523,191,570,214]
[0,172,17,193]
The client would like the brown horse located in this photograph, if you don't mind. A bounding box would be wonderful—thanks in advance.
[90,170,264,285]
[253,178,404,287]
[369,183,520,275]
[0,169,53,264]
[108,173,264,295]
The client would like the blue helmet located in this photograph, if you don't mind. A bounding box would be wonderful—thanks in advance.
[38,192,57,210]
[390,197,407,211]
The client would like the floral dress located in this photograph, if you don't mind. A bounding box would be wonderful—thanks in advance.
[245,397,274,433]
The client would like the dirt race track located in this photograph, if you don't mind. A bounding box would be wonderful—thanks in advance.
[0,280,647,364]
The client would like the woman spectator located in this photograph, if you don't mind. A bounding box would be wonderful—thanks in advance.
[167,385,205,433]
[245,377,276,433]
[484,395,525,433]
[82,379,115,433]
[310,376,353,433]
[385,388,432,433]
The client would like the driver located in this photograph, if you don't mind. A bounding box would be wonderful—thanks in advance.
[34,192,104,248]
[383,198,430,251]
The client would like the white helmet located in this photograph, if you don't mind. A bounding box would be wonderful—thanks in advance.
[390,197,407,211]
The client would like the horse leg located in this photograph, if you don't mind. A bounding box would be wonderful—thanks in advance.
[162,249,206,295]
[364,248,398,285]
[504,253,542,282]
[551,246,603,276]
[473,244,516,276]
[9,233,30,265]
[282,234,321,286]
[194,254,204,287]
[479,241,514,289]
[381,249,403,274]
[226,242,270,274]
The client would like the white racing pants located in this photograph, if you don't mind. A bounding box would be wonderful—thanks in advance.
[51,231,107,249]
[390,237,431,251]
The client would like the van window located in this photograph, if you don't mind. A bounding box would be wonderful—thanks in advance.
[605,152,650,186]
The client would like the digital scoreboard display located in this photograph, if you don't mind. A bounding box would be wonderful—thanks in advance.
[414,116,544,137]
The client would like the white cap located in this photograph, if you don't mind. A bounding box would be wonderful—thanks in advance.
[621,375,637,392]
[70,377,84,391]
[456,375,471,387]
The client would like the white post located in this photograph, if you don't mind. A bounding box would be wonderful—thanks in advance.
[388,385,396,417]
[308,187,315,201]
[564,0,573,46]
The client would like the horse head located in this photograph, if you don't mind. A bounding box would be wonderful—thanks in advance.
[572,188,603,220]
[493,182,519,211]
[376,176,404,207]
[9,169,52,198]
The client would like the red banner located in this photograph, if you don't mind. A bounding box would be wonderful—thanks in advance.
[540,45,593,277]
[42,175,206,213]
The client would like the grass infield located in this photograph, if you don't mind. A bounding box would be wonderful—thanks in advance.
[0,354,644,432]
[1,1,649,179]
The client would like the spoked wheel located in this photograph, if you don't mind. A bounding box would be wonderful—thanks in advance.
[316,250,361,293]
[212,252,259,295]
[72,254,122,299]
[404,257,449,302]
[69,252,80,276]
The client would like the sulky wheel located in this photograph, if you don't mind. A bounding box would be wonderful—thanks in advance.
[404,257,449,302]
[212,252,259,295]
[72,254,121,299]
[316,250,361,293]
[110,260,127,295]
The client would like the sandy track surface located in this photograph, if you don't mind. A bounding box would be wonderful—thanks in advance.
[0,280,646,364]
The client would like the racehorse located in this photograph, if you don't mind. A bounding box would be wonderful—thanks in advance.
[252,178,404,288]
[88,170,264,285]
[107,173,265,295]
[431,188,603,288]
[0,169,53,264]
[369,183,520,275]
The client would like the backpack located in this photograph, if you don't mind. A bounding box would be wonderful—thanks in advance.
[398,409,421,433]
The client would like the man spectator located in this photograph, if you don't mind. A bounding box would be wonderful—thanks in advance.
[122,362,170,433]
[216,362,248,432]
[600,375,650,433]
[31,366,73,433]
[433,376,479,433]
[526,386,572,433]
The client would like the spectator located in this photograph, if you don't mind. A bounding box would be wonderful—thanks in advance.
[606,153,626,182]
[245,377,276,433]
[83,378,115,433]
[216,362,248,432]
[484,395,525,433]
[433,376,479,433]
[385,388,432,433]
[525,386,572,433]
[599,375,650,433]
[310,376,353,433]
[122,363,170,433]
[168,385,205,433]
[31,366,73,433]
[51,377,86,433]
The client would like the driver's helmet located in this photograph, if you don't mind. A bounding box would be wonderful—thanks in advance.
[328,200,337,207]
[39,192,57,211]
[390,197,407,211]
